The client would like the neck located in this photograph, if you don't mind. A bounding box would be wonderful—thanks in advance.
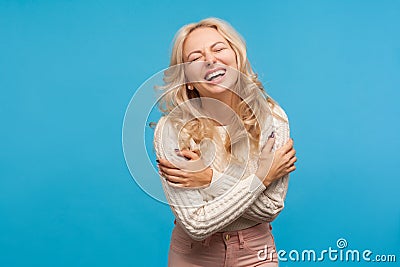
[199,92,240,126]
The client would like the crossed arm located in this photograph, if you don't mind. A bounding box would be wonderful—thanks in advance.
[154,107,296,240]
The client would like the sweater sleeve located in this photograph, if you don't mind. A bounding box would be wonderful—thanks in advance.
[153,116,266,241]
[242,104,291,223]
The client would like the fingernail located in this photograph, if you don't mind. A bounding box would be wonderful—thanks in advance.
[269,132,275,138]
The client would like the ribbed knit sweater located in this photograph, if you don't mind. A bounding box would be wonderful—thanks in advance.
[153,104,290,241]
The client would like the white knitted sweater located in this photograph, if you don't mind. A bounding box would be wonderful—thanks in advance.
[153,104,290,241]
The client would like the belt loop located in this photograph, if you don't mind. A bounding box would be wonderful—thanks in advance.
[238,231,245,249]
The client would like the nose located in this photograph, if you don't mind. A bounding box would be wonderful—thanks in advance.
[204,51,217,66]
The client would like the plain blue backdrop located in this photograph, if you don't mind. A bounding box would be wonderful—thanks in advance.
[1,0,399,266]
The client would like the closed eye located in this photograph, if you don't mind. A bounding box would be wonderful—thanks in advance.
[214,47,226,52]
[188,53,202,63]
[191,57,201,62]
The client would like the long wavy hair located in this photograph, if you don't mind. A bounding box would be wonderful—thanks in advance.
[157,18,282,166]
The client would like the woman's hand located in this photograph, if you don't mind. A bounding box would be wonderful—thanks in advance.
[256,134,297,187]
[157,149,213,188]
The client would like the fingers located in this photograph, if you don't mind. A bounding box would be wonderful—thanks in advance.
[285,147,296,160]
[282,142,297,170]
[261,134,276,154]
[279,138,294,154]
[157,160,190,186]
[178,149,199,160]
[163,174,186,185]
[272,138,297,178]
[286,155,297,168]
[287,164,296,173]
[158,164,187,178]
[157,158,179,169]
[284,144,297,174]
[158,165,187,185]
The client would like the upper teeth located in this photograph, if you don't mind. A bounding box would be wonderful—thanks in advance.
[205,69,226,81]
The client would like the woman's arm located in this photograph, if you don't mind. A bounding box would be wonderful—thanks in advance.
[242,174,289,223]
[154,116,267,241]
[201,105,293,223]
[242,104,293,222]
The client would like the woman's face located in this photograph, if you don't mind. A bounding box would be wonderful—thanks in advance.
[183,27,239,100]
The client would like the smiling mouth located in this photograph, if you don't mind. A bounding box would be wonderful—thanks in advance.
[204,69,226,81]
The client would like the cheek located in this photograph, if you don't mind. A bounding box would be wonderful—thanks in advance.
[184,63,204,82]
[221,50,238,68]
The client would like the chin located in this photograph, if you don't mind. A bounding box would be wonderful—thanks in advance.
[203,84,231,95]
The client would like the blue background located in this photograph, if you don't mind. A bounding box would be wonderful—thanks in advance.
[1,0,399,266]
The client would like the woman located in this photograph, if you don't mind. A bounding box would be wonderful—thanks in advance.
[154,18,296,267]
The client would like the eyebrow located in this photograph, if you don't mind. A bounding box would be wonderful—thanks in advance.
[186,41,226,59]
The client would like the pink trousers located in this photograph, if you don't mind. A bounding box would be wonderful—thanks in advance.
[168,222,278,267]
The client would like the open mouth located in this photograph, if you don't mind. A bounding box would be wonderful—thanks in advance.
[204,68,226,82]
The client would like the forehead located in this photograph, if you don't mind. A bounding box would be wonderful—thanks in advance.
[183,27,227,53]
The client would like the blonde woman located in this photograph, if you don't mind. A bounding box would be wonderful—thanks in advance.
[154,18,296,267]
